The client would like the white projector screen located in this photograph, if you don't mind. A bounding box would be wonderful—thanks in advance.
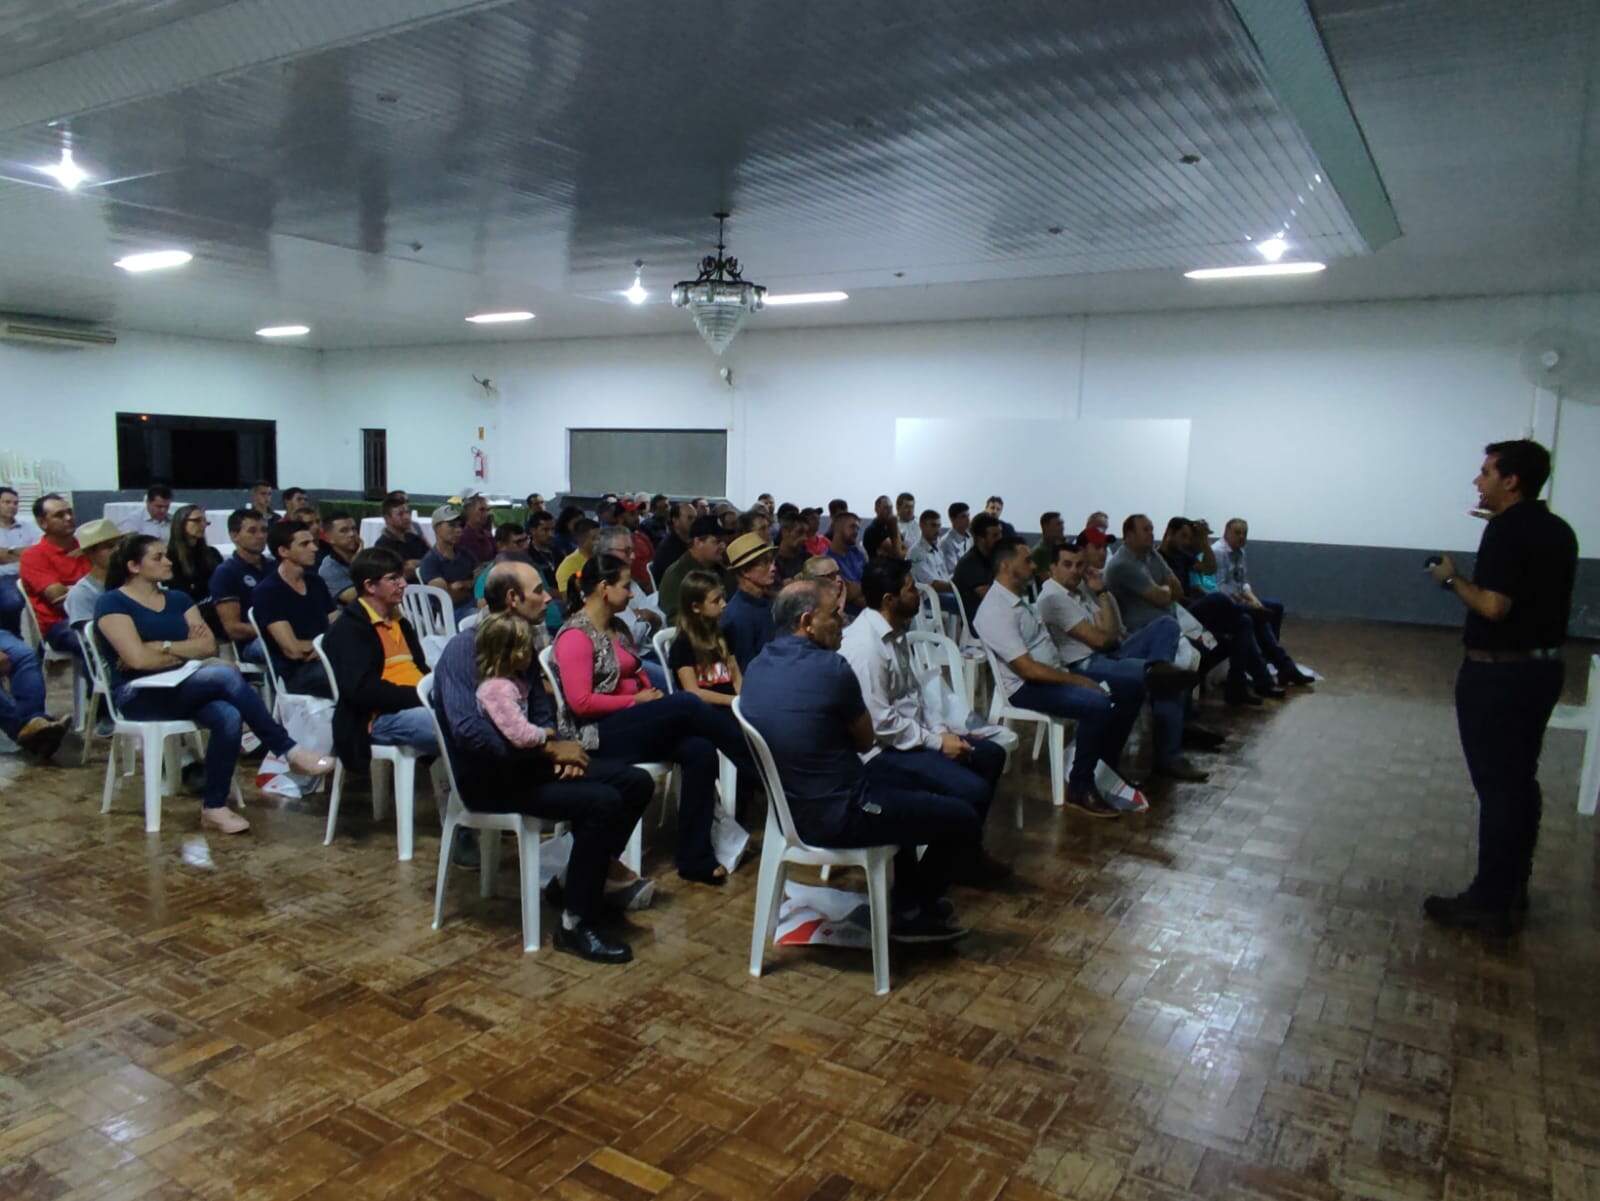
[893,418,1192,533]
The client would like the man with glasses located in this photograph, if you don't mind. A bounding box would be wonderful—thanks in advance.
[19,493,90,659]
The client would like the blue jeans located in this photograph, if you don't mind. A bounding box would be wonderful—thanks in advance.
[237,637,266,666]
[0,628,48,740]
[1075,616,1183,766]
[116,665,295,807]
[866,738,1006,840]
[1010,678,1136,791]
[1185,593,1271,690]
[0,576,22,636]
[370,707,439,753]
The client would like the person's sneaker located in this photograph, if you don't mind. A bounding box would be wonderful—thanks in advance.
[1279,666,1316,686]
[1422,891,1517,936]
[16,715,69,761]
[200,806,251,835]
[554,919,633,964]
[952,850,1013,888]
[1154,757,1209,783]
[1065,786,1120,819]
[890,907,969,944]
[1181,725,1226,751]
[603,877,656,912]
[450,829,481,870]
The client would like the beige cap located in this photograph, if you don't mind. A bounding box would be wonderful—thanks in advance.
[71,518,123,554]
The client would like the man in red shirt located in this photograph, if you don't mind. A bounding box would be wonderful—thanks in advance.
[19,493,90,658]
[619,499,656,594]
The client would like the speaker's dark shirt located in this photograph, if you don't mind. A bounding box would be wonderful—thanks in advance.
[1464,500,1577,651]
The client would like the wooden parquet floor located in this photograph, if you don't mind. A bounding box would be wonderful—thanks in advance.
[1,620,1597,1201]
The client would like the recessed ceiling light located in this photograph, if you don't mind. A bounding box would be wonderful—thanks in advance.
[256,324,310,337]
[763,291,849,306]
[38,146,89,191]
[624,259,648,305]
[1255,236,1289,262]
[465,310,535,324]
[114,249,193,273]
[1184,262,1326,281]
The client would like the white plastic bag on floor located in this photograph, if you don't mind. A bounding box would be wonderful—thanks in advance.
[538,830,573,890]
[255,694,333,797]
[774,879,873,949]
[712,807,749,873]
[1095,761,1149,813]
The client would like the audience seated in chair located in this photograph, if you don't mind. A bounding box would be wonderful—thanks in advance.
[208,509,271,664]
[618,499,656,591]
[741,579,977,943]
[985,495,1017,539]
[432,560,654,963]
[524,508,561,582]
[639,493,670,545]
[862,515,905,564]
[801,507,830,557]
[1030,511,1068,580]
[19,493,90,661]
[1212,518,1313,686]
[1036,539,1212,783]
[650,502,695,584]
[939,501,972,575]
[318,510,362,606]
[773,512,810,583]
[658,515,725,621]
[166,504,222,602]
[826,511,868,613]
[251,521,337,697]
[593,527,666,688]
[552,554,750,886]
[720,532,778,671]
[839,558,1011,885]
[247,480,276,524]
[374,492,430,582]
[417,503,478,624]
[952,511,1002,625]
[117,484,175,539]
[93,533,333,833]
[1106,514,1282,707]
[554,517,599,600]
[455,491,495,565]
[63,519,122,628]
[974,537,1136,817]
[909,508,960,621]
[0,485,37,636]
[895,492,917,527]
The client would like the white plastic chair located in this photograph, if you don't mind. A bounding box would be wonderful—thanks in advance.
[245,606,314,714]
[77,619,242,832]
[15,578,72,667]
[948,584,991,711]
[906,629,1023,828]
[418,675,546,952]
[651,627,737,819]
[978,640,1075,809]
[537,643,660,874]
[457,609,483,633]
[732,697,895,996]
[1551,652,1600,816]
[312,634,426,860]
[401,584,457,639]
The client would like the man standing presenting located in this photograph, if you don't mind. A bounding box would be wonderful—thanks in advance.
[721,532,778,670]
[1424,439,1577,935]
[0,485,37,635]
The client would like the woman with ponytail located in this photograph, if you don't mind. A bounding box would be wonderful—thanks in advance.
[551,554,749,885]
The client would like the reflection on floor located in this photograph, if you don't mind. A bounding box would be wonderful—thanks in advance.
[0,620,1596,1201]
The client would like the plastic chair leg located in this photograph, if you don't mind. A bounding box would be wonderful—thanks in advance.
[865,855,892,997]
[78,692,98,766]
[1031,724,1045,761]
[101,737,118,814]
[371,758,391,821]
[621,818,643,876]
[142,732,164,833]
[748,838,787,979]
[515,821,541,953]
[432,815,455,930]
[393,758,416,862]
[324,761,345,845]
[717,752,737,819]
[1047,723,1065,808]
[1580,702,1599,817]
[480,829,501,898]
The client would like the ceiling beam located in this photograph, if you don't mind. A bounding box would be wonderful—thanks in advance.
[0,0,519,134]
[1230,0,1403,252]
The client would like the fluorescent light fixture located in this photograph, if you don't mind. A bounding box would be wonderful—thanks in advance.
[1255,236,1288,262]
[115,249,193,273]
[38,147,89,191]
[465,310,534,324]
[1184,262,1325,281]
[763,291,849,306]
[255,324,309,337]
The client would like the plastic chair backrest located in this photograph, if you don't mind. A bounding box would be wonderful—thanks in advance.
[401,584,456,638]
[906,629,966,701]
[536,644,571,729]
[458,610,482,633]
[652,628,678,692]
[913,582,941,635]
[73,618,127,724]
[15,577,45,652]
[730,696,803,847]
[950,582,976,645]
[246,607,292,698]
[414,674,464,803]
[311,634,340,704]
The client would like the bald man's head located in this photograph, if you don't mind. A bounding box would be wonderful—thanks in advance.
[483,560,549,624]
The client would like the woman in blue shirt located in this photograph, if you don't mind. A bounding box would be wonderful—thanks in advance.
[93,534,334,835]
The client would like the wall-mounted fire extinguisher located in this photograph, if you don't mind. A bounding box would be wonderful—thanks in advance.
[471,447,487,480]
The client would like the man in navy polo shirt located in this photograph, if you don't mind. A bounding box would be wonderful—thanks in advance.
[741,579,977,943]
[825,511,867,614]
[209,508,271,664]
[251,521,337,696]
[720,532,777,671]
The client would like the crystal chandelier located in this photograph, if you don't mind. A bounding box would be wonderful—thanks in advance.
[671,211,765,355]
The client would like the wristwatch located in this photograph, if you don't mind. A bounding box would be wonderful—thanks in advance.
[161,640,173,655]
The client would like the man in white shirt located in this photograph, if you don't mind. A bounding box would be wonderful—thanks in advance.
[908,508,960,630]
[974,536,1136,817]
[0,485,38,635]
[1036,539,1210,782]
[939,501,973,574]
[840,558,1011,885]
[1213,518,1313,686]
[116,484,174,539]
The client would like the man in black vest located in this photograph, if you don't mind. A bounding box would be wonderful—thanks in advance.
[1424,439,1578,935]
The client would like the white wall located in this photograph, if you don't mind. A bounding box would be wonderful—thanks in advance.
[2,330,325,490]
[325,291,1599,555]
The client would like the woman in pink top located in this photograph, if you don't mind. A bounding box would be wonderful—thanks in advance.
[551,554,750,885]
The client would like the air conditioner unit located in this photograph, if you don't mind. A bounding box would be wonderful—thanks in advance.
[0,316,117,348]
